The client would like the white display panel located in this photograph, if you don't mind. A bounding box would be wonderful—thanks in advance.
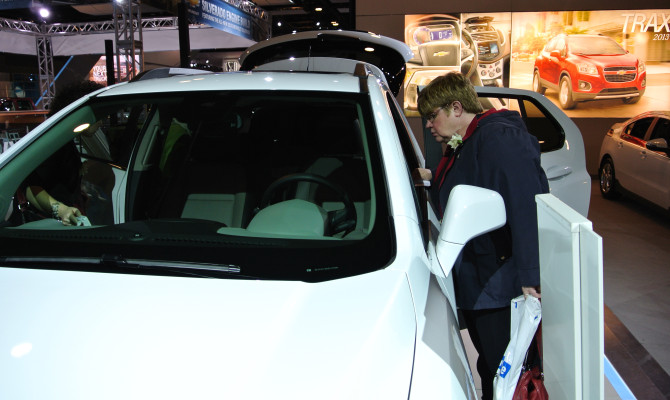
[536,193,604,400]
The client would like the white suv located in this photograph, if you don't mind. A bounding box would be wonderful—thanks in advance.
[0,31,587,399]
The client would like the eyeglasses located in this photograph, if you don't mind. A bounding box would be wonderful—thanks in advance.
[425,107,444,122]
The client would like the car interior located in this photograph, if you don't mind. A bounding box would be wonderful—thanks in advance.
[5,92,377,241]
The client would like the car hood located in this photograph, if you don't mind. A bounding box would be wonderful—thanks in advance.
[0,267,416,399]
[576,52,640,67]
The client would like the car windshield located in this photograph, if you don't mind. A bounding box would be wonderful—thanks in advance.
[0,90,394,281]
[568,36,626,55]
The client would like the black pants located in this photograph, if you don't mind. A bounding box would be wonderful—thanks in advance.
[462,307,511,400]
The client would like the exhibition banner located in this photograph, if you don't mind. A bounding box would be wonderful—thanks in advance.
[0,0,31,11]
[404,10,670,117]
[188,0,254,41]
[89,56,139,85]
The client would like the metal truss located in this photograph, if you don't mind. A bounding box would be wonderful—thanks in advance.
[0,1,271,90]
[113,0,144,82]
[0,16,185,36]
[0,18,42,34]
[0,3,269,36]
[36,34,55,109]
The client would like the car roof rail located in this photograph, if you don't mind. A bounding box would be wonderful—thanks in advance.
[353,62,371,93]
[131,67,213,82]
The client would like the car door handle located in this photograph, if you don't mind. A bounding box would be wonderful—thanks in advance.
[617,142,623,148]
[545,165,573,180]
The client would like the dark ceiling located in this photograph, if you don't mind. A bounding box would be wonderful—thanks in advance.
[260,0,355,35]
[0,0,355,38]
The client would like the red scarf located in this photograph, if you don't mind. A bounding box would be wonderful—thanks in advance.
[435,108,504,190]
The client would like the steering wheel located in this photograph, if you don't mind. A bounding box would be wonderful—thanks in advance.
[460,29,479,79]
[259,173,357,236]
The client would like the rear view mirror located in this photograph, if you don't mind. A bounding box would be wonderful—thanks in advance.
[435,185,506,277]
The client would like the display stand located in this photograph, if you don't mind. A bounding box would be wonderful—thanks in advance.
[536,193,604,400]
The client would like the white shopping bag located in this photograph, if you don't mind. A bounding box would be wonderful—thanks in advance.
[493,295,542,400]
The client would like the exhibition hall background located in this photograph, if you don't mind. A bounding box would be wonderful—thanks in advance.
[355,0,670,176]
[359,2,670,396]
[1,0,669,396]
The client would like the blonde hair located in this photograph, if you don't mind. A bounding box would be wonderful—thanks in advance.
[417,72,483,117]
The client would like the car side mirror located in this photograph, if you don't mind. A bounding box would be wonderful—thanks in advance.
[646,138,670,155]
[435,185,506,277]
[550,50,561,58]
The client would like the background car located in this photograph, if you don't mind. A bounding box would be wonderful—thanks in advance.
[598,111,670,210]
[0,97,36,111]
[532,34,646,109]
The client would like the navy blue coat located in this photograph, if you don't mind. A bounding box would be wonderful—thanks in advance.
[436,110,549,310]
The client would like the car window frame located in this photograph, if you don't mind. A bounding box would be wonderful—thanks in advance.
[384,90,431,249]
[624,117,654,141]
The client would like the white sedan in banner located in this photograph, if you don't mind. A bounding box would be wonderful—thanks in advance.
[598,111,670,210]
[0,31,588,399]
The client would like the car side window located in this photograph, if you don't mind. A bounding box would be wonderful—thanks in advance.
[625,117,654,140]
[557,37,567,56]
[74,103,149,170]
[544,37,556,52]
[649,118,670,143]
[8,102,151,226]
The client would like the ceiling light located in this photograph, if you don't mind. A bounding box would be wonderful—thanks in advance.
[315,7,323,11]
[331,21,339,27]
[38,7,50,19]
[365,47,375,52]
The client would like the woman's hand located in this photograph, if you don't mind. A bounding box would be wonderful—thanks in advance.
[56,203,82,226]
[412,168,432,181]
[522,286,541,299]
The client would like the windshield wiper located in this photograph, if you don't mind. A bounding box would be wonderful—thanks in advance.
[0,254,249,279]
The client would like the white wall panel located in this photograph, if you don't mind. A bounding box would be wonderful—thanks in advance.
[536,193,603,400]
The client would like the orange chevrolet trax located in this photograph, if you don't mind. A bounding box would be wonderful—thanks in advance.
[532,34,646,109]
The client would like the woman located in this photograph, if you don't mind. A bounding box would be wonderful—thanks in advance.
[417,72,548,400]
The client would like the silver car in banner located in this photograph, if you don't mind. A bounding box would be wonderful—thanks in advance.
[599,111,670,210]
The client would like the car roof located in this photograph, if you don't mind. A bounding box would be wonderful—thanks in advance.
[131,67,213,82]
[239,30,413,96]
[626,111,670,121]
[95,70,365,97]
